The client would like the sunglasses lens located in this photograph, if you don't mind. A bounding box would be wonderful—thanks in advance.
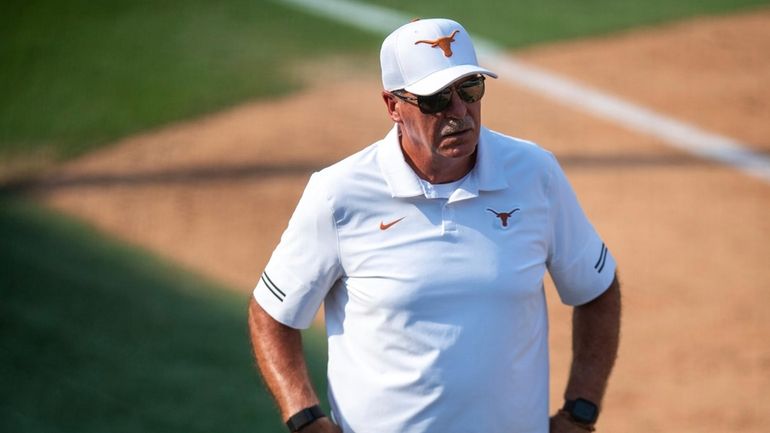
[458,78,485,103]
[418,89,452,114]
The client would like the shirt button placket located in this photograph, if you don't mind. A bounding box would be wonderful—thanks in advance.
[441,202,457,234]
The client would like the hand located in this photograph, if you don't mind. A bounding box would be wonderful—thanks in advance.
[550,411,595,433]
[299,416,343,433]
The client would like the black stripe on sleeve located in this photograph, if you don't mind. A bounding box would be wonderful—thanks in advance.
[594,244,608,273]
[597,249,608,273]
[261,273,285,302]
[594,243,606,269]
[262,272,285,297]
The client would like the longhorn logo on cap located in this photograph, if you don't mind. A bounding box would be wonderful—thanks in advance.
[414,29,460,57]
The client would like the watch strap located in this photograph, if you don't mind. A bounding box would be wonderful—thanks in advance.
[558,410,596,432]
[285,404,326,432]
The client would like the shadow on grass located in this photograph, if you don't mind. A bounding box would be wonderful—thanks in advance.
[0,194,329,433]
[0,152,730,194]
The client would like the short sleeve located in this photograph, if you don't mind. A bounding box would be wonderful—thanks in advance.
[545,155,616,306]
[253,173,343,329]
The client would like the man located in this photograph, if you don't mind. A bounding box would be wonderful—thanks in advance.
[248,18,621,433]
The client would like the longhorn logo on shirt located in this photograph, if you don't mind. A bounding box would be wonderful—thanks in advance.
[487,208,520,228]
[414,30,460,57]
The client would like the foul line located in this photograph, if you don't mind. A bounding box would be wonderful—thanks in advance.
[278,0,770,184]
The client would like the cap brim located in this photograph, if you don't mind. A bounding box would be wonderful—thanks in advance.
[404,65,498,96]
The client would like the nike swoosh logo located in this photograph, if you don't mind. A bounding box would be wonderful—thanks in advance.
[380,217,405,231]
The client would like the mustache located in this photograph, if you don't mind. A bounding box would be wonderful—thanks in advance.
[441,117,475,136]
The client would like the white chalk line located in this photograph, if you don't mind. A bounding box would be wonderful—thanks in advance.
[278,0,770,184]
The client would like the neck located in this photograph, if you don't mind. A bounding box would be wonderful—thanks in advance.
[400,143,476,184]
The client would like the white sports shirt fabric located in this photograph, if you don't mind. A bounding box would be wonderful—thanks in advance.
[254,126,616,433]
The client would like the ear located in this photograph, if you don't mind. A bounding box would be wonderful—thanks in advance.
[382,91,402,123]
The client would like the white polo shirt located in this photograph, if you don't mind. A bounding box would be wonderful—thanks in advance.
[254,126,616,433]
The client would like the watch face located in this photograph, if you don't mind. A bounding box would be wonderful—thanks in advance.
[572,399,599,423]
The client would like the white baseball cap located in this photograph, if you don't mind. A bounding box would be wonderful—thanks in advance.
[380,18,497,96]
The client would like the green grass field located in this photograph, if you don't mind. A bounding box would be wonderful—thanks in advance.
[0,195,330,433]
[0,0,379,161]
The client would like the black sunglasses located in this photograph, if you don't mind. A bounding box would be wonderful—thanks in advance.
[392,76,486,114]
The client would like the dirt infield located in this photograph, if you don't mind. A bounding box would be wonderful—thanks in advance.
[31,8,770,433]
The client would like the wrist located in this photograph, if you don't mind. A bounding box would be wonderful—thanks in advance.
[285,404,326,432]
[560,397,599,431]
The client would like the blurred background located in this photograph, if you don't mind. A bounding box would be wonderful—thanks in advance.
[2,0,769,432]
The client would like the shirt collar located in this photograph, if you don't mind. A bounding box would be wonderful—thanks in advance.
[377,125,509,200]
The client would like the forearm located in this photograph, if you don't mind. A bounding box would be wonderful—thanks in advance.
[247,298,320,420]
[564,274,621,405]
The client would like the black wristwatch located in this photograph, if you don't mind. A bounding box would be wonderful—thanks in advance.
[563,398,599,425]
[285,404,326,432]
